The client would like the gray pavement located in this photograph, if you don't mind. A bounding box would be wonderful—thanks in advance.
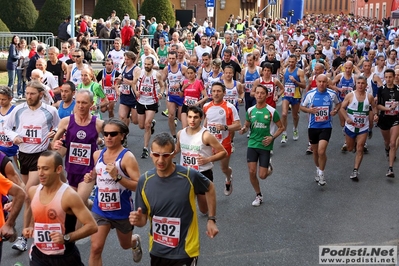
[2,100,399,266]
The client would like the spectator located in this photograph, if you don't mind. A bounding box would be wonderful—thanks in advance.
[148,17,157,36]
[205,21,216,37]
[121,13,130,27]
[129,27,142,55]
[99,21,112,39]
[80,37,92,64]
[58,16,71,41]
[6,35,20,93]
[110,21,121,39]
[203,17,209,28]
[79,15,88,33]
[107,10,120,26]
[87,20,95,36]
[16,39,29,99]
[28,40,38,59]
[96,18,105,36]
[153,23,164,50]
[26,44,45,81]
[121,19,135,50]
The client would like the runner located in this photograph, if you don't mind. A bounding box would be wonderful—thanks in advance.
[340,76,378,181]
[240,53,262,113]
[132,57,166,159]
[203,82,241,196]
[162,51,187,140]
[52,81,76,119]
[84,118,142,265]
[117,51,141,145]
[239,83,284,206]
[176,105,226,214]
[22,151,97,265]
[300,74,341,186]
[0,86,19,162]
[376,69,399,177]
[129,132,218,265]
[66,49,89,87]
[180,66,208,128]
[5,81,60,252]
[96,58,121,118]
[107,38,125,72]
[52,90,104,207]
[281,54,306,143]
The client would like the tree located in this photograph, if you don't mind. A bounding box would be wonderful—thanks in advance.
[0,19,9,32]
[0,0,38,32]
[139,0,175,28]
[93,0,137,21]
[34,0,70,35]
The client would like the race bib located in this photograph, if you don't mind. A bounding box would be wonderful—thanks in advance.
[224,96,237,105]
[98,187,121,211]
[34,223,65,253]
[183,96,198,106]
[104,86,117,101]
[353,114,367,128]
[139,85,154,96]
[168,84,181,96]
[340,86,353,97]
[385,101,399,115]
[314,106,329,122]
[22,125,42,144]
[245,81,253,93]
[0,131,12,147]
[152,216,181,248]
[159,57,167,65]
[181,152,199,170]
[208,124,222,140]
[68,142,91,166]
[284,84,295,97]
[120,85,131,95]
[264,84,274,97]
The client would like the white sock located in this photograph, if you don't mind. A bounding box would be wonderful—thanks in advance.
[319,170,324,176]
[283,131,287,135]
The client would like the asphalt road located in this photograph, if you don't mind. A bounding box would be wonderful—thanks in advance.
[2,100,399,266]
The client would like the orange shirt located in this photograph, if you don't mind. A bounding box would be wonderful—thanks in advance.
[0,175,13,231]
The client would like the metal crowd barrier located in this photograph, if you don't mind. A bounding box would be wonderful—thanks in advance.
[0,32,55,50]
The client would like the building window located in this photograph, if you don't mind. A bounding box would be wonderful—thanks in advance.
[319,0,322,11]
[314,0,317,11]
[345,0,348,11]
[329,0,332,10]
[382,3,386,19]
[339,0,342,10]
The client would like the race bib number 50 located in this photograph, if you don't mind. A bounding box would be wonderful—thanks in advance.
[152,216,181,248]
[34,223,65,253]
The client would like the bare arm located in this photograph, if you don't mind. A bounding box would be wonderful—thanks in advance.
[199,132,227,165]
[51,117,69,150]
[118,152,140,191]
[2,183,25,228]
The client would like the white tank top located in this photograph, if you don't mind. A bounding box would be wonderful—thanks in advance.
[223,80,239,106]
[70,63,88,86]
[345,91,370,133]
[179,127,213,172]
[167,64,184,96]
[374,66,386,82]
[137,70,160,105]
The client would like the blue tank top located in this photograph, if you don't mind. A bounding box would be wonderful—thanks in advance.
[58,100,76,119]
[337,74,355,99]
[120,65,136,102]
[0,105,18,157]
[92,148,133,220]
[64,115,98,174]
[244,68,260,93]
[284,67,300,98]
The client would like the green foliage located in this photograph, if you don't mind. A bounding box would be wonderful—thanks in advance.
[0,0,38,31]
[0,19,9,32]
[140,0,175,27]
[93,0,137,21]
[34,0,71,35]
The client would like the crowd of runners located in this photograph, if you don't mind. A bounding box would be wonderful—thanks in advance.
[1,10,399,265]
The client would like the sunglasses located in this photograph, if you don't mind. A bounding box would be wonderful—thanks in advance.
[103,131,120,137]
[72,55,81,58]
[151,151,175,158]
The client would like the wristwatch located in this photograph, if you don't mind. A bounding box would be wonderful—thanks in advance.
[115,175,122,183]
[207,216,217,223]
[224,125,229,131]
[63,234,71,244]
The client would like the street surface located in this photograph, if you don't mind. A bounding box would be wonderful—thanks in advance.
[3,100,399,266]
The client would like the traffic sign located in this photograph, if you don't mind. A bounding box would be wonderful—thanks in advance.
[206,0,215,8]
[207,7,214,17]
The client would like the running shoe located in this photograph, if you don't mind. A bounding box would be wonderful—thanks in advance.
[151,119,156,135]
[293,129,299,141]
[12,237,27,251]
[318,174,326,186]
[162,109,168,117]
[363,143,368,154]
[281,134,287,143]
[350,169,359,181]
[252,195,263,207]
[341,143,347,152]
[231,142,235,153]
[224,178,232,196]
[306,145,313,155]
[368,129,373,139]
[131,234,143,263]
[268,158,273,176]
[315,169,320,182]
[141,148,149,159]
[386,168,395,178]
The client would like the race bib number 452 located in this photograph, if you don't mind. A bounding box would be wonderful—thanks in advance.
[69,142,91,166]
[152,216,181,248]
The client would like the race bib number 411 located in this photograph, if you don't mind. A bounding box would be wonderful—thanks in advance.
[152,216,181,248]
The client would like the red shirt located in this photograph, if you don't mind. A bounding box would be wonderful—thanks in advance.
[80,20,87,33]
[121,26,134,47]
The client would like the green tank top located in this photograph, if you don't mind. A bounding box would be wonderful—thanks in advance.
[157,46,168,68]
[184,40,195,55]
